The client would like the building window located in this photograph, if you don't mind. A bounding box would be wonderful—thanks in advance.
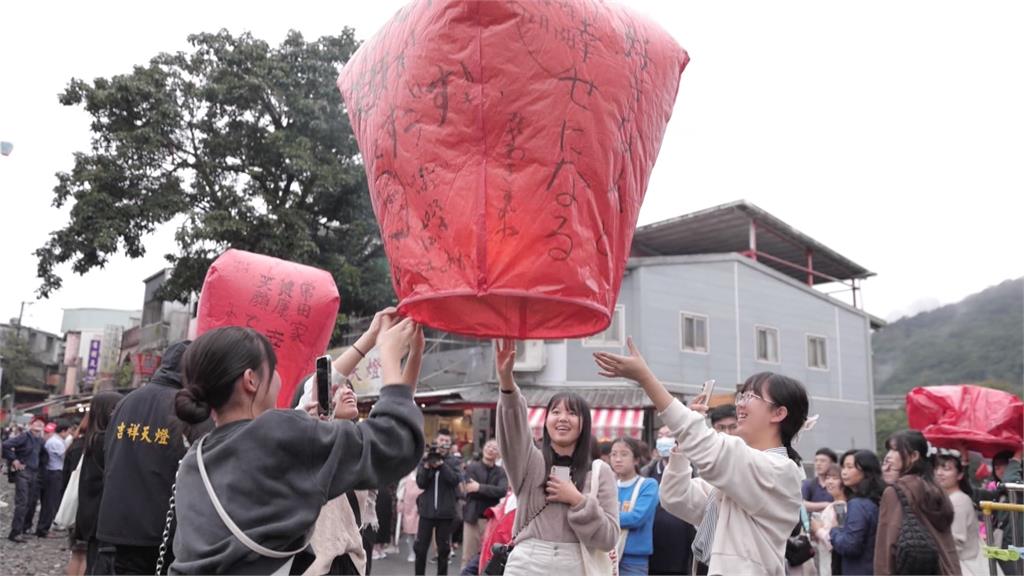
[755,326,780,363]
[583,305,625,347]
[807,335,828,370]
[680,312,709,353]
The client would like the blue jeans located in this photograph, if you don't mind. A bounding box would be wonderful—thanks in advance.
[620,555,649,576]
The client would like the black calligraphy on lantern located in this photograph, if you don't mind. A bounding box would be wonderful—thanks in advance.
[289,322,308,345]
[274,280,294,319]
[265,329,286,350]
[250,273,274,311]
[296,282,315,319]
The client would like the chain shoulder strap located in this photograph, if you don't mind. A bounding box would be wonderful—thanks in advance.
[155,465,179,574]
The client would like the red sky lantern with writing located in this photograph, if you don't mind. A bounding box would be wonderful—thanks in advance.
[338,0,688,338]
[196,249,341,407]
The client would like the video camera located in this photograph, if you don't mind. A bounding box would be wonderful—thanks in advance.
[426,443,444,465]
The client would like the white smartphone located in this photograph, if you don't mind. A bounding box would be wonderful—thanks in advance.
[551,466,572,482]
[701,378,716,400]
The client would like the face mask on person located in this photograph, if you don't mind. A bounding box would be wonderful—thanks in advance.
[656,436,676,457]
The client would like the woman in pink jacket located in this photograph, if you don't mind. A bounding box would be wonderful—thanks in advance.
[397,469,425,562]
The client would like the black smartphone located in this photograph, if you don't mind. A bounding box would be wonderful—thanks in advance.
[316,355,331,417]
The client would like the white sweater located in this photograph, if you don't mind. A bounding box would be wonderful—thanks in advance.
[658,399,803,576]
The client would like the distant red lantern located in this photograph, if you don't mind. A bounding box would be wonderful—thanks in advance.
[195,250,341,407]
[907,385,1023,458]
[338,0,688,338]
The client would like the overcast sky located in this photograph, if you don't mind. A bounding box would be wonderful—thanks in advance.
[2,0,1022,335]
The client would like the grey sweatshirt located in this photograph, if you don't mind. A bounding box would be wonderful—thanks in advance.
[170,384,424,574]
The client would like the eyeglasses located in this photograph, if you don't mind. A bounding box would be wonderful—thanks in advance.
[735,390,778,407]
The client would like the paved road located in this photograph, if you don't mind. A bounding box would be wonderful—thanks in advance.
[0,477,70,576]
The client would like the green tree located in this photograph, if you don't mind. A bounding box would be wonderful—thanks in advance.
[35,29,394,324]
[1,333,38,395]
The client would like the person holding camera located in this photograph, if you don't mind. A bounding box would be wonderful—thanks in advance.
[414,428,461,575]
[461,439,508,566]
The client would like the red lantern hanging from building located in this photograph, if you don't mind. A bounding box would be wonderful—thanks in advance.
[338,0,688,338]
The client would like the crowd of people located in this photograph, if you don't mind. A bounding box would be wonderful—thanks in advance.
[2,313,1022,576]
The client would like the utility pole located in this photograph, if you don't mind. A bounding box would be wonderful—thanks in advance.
[15,301,33,339]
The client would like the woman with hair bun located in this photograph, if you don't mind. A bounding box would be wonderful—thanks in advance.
[169,314,426,575]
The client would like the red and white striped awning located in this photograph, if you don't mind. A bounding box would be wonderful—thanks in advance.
[527,407,644,441]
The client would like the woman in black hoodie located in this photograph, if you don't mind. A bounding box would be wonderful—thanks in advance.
[75,391,124,574]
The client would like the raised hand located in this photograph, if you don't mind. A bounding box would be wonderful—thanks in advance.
[380,317,417,385]
[593,336,655,384]
[367,306,399,346]
[495,339,517,391]
[401,325,426,389]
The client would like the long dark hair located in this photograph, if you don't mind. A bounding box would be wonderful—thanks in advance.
[887,430,949,515]
[84,391,123,451]
[176,326,277,424]
[541,392,593,492]
[840,449,886,504]
[935,452,974,498]
[739,372,809,466]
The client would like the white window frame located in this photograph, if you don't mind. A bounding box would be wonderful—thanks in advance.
[754,325,781,364]
[582,305,625,347]
[679,311,710,354]
[806,334,829,371]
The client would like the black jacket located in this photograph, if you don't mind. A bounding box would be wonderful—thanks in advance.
[463,460,508,523]
[2,431,44,469]
[96,341,213,547]
[416,454,461,519]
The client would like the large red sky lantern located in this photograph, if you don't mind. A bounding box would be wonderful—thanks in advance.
[907,385,1023,458]
[338,0,688,338]
[196,250,341,407]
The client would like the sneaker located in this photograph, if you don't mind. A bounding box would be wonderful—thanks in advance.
[429,556,438,564]
[406,553,415,563]
[7,534,27,544]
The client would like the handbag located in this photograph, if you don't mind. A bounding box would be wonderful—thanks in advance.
[53,453,84,530]
[785,505,815,567]
[579,459,618,576]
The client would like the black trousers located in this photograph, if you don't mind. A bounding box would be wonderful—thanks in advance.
[114,544,161,575]
[36,469,64,534]
[8,468,38,537]
[414,516,454,576]
[24,468,42,532]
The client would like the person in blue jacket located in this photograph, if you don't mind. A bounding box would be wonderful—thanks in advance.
[811,449,885,575]
[610,436,660,576]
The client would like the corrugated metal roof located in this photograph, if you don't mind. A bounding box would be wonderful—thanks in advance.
[631,200,874,285]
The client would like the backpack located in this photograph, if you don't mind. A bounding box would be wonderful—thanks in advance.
[891,485,939,575]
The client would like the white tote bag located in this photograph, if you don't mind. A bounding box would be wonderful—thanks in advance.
[53,453,84,530]
[579,459,619,576]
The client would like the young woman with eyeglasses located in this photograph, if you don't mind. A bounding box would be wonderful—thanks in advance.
[594,339,809,576]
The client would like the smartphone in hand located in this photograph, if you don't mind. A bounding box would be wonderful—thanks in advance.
[701,378,716,401]
[551,465,572,483]
[316,355,331,417]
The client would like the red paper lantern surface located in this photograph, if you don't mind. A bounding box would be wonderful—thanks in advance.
[906,385,1023,458]
[338,0,688,338]
[196,249,341,408]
